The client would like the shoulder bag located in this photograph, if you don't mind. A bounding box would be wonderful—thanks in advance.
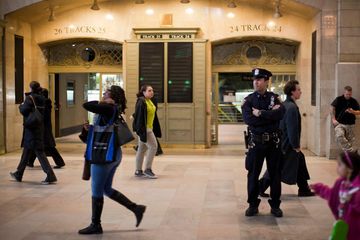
[24,95,44,129]
[115,115,135,146]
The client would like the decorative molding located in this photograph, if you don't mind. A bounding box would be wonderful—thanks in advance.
[213,40,298,66]
[41,40,122,67]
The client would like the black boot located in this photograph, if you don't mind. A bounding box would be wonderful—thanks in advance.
[109,190,146,227]
[78,197,104,234]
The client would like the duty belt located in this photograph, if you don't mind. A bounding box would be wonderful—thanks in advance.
[250,132,280,143]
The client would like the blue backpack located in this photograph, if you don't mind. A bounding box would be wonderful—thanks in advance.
[85,110,120,164]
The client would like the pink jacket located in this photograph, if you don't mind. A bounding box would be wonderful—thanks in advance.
[312,175,360,240]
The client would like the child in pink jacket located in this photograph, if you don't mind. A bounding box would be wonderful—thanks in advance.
[310,151,360,240]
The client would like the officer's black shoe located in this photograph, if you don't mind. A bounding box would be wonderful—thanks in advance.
[270,208,283,218]
[259,191,270,198]
[245,206,259,217]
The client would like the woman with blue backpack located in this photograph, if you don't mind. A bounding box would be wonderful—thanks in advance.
[78,85,146,235]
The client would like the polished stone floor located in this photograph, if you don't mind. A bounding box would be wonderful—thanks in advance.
[0,125,338,240]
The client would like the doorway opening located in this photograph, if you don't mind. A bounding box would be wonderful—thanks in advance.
[51,72,123,137]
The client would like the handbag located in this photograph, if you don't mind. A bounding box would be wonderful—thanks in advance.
[85,113,117,164]
[82,160,91,180]
[114,115,135,146]
[329,219,348,240]
[24,95,43,129]
[78,124,89,143]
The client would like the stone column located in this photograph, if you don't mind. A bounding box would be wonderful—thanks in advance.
[329,0,360,158]
[0,20,5,154]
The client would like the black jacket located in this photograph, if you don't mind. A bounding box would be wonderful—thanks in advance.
[280,97,301,152]
[20,92,46,150]
[43,98,56,148]
[132,97,161,142]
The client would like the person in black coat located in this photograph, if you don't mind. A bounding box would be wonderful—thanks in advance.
[259,80,314,197]
[10,81,57,184]
[132,85,161,179]
[27,88,65,168]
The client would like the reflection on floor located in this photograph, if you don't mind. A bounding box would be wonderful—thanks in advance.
[0,133,337,240]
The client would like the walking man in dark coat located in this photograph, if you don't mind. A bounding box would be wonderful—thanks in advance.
[10,81,57,184]
[259,80,314,197]
[27,88,65,168]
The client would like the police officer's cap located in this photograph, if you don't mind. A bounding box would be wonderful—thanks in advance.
[252,68,272,80]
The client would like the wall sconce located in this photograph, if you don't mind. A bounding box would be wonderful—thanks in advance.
[227,1,237,8]
[91,0,100,10]
[180,0,190,3]
[48,7,55,21]
[135,0,145,3]
[273,0,282,18]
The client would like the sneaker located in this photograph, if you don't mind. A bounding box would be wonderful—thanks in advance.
[10,171,22,182]
[135,170,144,177]
[245,206,259,217]
[270,208,283,218]
[41,175,57,185]
[144,169,157,179]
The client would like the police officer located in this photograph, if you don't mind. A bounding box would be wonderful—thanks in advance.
[241,68,285,217]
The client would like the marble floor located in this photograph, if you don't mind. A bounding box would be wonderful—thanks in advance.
[0,126,338,240]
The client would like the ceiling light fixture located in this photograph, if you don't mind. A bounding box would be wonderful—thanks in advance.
[135,0,145,3]
[91,0,100,10]
[273,0,282,18]
[227,1,237,8]
[180,0,190,3]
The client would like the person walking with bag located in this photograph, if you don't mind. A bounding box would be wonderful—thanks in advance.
[259,80,315,197]
[133,85,162,179]
[310,151,360,240]
[10,81,57,184]
[78,85,146,235]
[27,88,65,168]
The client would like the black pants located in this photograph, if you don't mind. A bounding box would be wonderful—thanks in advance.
[17,148,56,177]
[260,150,310,192]
[246,141,282,208]
[28,147,65,167]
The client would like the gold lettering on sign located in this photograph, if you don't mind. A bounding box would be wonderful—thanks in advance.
[53,26,106,35]
[229,24,282,33]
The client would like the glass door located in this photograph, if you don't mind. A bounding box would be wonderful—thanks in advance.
[86,73,123,123]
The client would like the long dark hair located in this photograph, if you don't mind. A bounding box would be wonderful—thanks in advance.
[340,151,360,181]
[109,85,127,113]
[136,85,151,98]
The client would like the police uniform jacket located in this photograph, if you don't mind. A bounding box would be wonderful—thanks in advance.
[19,92,46,150]
[241,91,285,135]
[132,96,161,142]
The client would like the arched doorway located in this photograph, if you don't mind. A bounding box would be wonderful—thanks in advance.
[211,37,299,145]
[40,38,123,137]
